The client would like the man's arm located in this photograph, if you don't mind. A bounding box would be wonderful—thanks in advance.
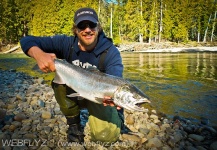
[104,46,123,77]
[27,46,56,73]
[20,35,72,72]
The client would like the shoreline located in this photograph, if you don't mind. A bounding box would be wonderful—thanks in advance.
[118,46,217,52]
[0,69,217,149]
[1,44,217,54]
[133,46,217,53]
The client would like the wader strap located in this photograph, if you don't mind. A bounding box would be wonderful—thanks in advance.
[98,49,109,73]
[67,47,74,63]
[67,37,76,63]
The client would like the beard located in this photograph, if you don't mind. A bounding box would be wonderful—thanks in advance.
[78,32,98,51]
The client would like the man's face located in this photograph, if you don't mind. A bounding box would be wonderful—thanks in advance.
[76,20,99,49]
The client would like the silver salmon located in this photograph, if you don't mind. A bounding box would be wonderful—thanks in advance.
[53,59,150,111]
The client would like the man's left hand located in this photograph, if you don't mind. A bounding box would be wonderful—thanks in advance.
[103,96,121,110]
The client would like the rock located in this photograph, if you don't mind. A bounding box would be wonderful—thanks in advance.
[150,114,158,120]
[41,111,51,119]
[0,108,6,120]
[186,146,198,150]
[14,112,27,122]
[44,126,52,134]
[23,133,37,139]
[147,130,157,139]
[16,94,24,101]
[38,100,45,107]
[20,125,31,131]
[22,119,32,125]
[188,134,205,142]
[139,128,150,135]
[4,114,15,123]
[2,125,10,131]
[196,146,207,150]
[200,117,209,125]
[151,110,157,114]
[210,141,217,150]
[161,123,171,131]
[36,77,44,84]
[146,137,163,148]
[173,131,183,143]
[11,121,22,127]
[126,114,134,125]
[7,104,16,109]
[9,124,17,131]
[30,97,38,106]
[122,134,141,142]
[162,145,172,150]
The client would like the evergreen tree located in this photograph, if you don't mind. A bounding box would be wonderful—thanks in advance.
[0,0,216,44]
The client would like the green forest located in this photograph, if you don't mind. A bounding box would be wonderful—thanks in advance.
[0,0,216,45]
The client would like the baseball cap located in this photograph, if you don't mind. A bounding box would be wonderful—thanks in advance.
[74,8,98,25]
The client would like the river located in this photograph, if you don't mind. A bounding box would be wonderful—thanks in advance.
[0,52,217,126]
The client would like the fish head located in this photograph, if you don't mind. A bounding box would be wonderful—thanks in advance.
[113,84,150,112]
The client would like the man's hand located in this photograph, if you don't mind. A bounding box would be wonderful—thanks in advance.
[28,46,56,73]
[103,96,121,110]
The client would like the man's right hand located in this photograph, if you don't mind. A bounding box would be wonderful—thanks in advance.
[27,46,56,73]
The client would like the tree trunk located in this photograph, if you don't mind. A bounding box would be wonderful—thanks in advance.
[197,32,200,43]
[98,0,101,18]
[139,0,143,43]
[159,0,163,42]
[211,11,216,42]
[203,14,212,42]
[110,7,113,39]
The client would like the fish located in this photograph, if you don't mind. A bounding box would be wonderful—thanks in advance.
[53,59,150,112]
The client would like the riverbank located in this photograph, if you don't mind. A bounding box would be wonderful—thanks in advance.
[0,69,217,149]
[1,42,217,54]
[117,42,217,52]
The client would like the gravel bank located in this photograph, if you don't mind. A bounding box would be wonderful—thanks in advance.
[0,69,217,150]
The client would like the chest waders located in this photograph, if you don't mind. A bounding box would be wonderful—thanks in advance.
[51,47,122,143]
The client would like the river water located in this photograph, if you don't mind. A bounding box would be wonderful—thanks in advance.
[121,52,217,126]
[0,52,217,125]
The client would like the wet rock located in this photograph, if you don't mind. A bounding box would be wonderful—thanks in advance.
[210,141,217,150]
[200,117,210,125]
[196,146,208,150]
[188,134,205,142]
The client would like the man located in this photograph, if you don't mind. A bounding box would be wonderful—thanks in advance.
[20,7,125,143]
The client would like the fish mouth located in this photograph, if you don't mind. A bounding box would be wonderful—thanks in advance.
[115,97,151,112]
[130,98,151,112]
[114,88,151,112]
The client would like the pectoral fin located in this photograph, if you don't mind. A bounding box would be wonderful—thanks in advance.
[67,93,80,97]
[67,93,85,100]
[53,72,65,84]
